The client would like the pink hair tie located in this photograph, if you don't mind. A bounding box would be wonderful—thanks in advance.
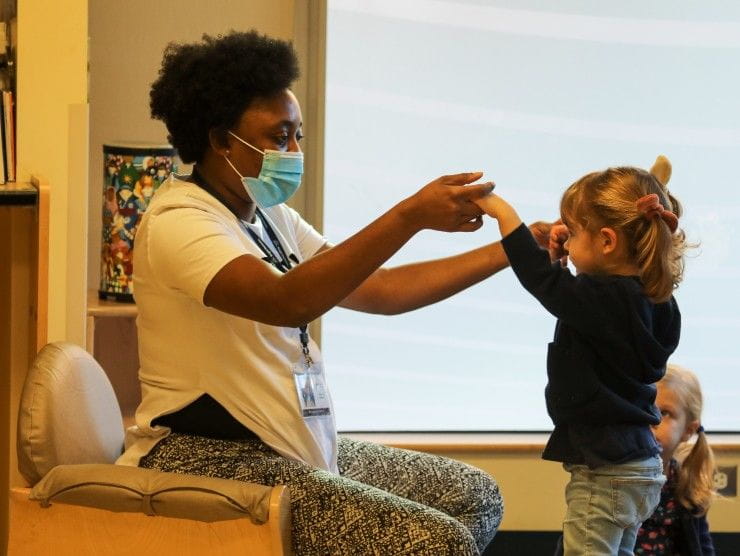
[636,193,678,233]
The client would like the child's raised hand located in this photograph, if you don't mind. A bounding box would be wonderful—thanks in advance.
[473,191,504,219]
[548,223,569,266]
[473,190,523,237]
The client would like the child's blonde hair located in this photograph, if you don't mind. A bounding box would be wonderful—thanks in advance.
[663,363,716,516]
[560,163,686,302]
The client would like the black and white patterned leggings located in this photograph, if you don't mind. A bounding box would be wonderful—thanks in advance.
[140,433,503,555]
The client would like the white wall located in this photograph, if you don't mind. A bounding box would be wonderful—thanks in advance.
[17,0,88,345]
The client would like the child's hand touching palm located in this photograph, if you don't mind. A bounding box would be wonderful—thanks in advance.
[476,192,569,264]
[474,192,523,238]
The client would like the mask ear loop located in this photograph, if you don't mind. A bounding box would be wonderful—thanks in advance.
[222,152,259,206]
[223,153,246,180]
[228,130,265,155]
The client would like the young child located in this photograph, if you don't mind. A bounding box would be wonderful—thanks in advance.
[635,363,716,555]
[476,156,687,555]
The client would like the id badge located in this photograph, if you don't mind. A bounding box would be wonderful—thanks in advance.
[293,359,331,418]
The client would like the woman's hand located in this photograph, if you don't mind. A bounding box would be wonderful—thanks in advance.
[529,221,553,249]
[397,172,493,233]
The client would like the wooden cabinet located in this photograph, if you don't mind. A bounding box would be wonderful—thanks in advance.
[1,177,48,553]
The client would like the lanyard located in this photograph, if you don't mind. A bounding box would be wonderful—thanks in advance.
[242,212,312,363]
[190,167,312,363]
[245,211,298,273]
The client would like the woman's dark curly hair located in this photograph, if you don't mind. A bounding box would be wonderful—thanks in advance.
[150,30,299,163]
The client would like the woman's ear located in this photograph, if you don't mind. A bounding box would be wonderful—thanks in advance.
[208,128,231,156]
[599,227,618,255]
[681,419,700,443]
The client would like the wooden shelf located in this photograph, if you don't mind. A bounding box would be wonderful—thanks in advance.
[87,289,137,318]
[0,182,38,206]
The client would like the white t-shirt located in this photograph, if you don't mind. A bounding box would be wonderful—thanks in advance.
[116,175,338,473]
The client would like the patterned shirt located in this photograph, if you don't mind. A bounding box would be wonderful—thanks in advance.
[636,459,681,555]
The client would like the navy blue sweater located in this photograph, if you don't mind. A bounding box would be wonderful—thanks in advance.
[502,224,681,467]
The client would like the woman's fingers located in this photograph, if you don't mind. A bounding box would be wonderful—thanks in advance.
[528,221,553,248]
[405,173,497,232]
[437,171,484,186]
[457,181,495,201]
[455,215,485,232]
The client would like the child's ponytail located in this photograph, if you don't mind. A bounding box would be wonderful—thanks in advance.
[676,426,716,516]
[634,156,687,302]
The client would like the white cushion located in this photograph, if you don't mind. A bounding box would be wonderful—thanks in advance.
[17,342,125,485]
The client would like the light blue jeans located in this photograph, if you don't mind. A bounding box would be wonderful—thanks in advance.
[562,455,665,556]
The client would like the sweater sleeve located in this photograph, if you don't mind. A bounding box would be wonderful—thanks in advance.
[501,223,629,338]
[696,513,716,555]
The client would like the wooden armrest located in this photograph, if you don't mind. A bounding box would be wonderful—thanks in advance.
[10,485,292,556]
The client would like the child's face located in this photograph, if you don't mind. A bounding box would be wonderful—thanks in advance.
[563,224,602,275]
[652,383,698,466]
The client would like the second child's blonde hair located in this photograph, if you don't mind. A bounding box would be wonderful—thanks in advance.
[663,363,716,516]
[560,164,687,302]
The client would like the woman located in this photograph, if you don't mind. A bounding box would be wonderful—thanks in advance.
[118,30,541,555]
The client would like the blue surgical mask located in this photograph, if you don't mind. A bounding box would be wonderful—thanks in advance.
[224,131,303,208]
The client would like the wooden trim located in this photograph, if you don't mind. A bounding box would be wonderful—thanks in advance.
[343,433,740,455]
[292,0,327,347]
[30,175,49,355]
[708,443,740,453]
[385,442,740,454]
[269,485,293,556]
[385,442,547,454]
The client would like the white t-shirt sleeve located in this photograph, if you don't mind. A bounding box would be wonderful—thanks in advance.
[145,206,248,303]
[280,204,327,259]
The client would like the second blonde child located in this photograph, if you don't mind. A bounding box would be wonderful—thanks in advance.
[635,363,716,555]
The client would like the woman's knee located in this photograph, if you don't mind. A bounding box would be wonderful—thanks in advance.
[455,466,504,551]
[428,514,481,556]
[458,465,504,523]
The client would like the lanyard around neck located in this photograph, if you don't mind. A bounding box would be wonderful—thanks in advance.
[190,167,312,359]
[244,211,299,273]
[190,166,296,270]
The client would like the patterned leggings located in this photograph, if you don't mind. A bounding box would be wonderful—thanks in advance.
[140,433,503,555]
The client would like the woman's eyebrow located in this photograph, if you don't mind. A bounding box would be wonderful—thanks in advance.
[269,120,302,131]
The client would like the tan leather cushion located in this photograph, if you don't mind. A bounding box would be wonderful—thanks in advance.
[30,463,272,523]
[17,342,125,485]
